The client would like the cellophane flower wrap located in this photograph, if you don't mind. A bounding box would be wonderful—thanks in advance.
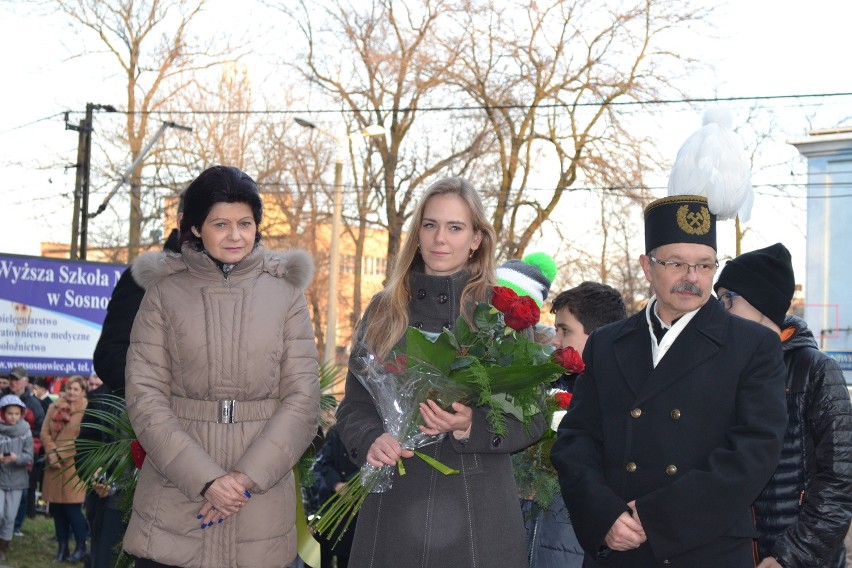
[311,286,577,542]
[350,350,470,493]
[309,349,469,542]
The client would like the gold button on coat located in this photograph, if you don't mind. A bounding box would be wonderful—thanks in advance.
[666,464,678,476]
[626,462,637,473]
[630,408,642,418]
[670,409,681,420]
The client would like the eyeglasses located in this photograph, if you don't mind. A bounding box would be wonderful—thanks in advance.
[647,254,719,276]
[718,291,740,311]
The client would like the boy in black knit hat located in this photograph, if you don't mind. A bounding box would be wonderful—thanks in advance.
[715,242,852,568]
[714,242,795,330]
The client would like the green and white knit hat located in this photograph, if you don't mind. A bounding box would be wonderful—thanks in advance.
[496,252,558,307]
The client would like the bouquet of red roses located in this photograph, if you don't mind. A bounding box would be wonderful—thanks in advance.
[401,286,568,435]
[311,286,579,542]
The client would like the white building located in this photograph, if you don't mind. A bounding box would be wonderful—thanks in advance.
[790,128,852,384]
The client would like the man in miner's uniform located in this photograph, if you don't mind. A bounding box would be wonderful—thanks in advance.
[551,109,788,568]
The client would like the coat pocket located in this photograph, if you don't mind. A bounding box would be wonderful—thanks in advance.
[722,510,758,538]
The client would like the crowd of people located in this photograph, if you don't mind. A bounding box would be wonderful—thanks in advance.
[2,138,852,567]
[0,367,105,564]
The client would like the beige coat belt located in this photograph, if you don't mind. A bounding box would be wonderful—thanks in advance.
[170,395,279,423]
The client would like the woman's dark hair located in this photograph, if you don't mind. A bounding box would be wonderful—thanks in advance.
[179,166,263,247]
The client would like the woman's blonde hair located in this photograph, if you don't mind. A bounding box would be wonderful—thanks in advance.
[65,375,87,394]
[362,177,496,358]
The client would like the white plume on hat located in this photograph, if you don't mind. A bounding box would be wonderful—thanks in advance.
[667,106,753,222]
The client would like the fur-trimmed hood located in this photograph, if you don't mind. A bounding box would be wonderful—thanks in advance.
[130,245,314,291]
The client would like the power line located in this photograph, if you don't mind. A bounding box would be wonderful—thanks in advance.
[247,180,852,198]
[60,91,852,117]
[0,113,66,136]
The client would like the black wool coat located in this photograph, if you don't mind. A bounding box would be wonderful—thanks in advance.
[337,269,546,568]
[551,298,787,568]
[93,229,180,395]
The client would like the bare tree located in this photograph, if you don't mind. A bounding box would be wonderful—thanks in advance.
[341,134,386,327]
[449,0,712,259]
[183,64,259,171]
[731,103,791,257]
[265,121,338,353]
[162,60,353,351]
[50,0,240,260]
[281,0,487,271]
[600,193,649,313]
[281,0,713,269]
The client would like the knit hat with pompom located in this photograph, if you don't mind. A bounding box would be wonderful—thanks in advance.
[496,252,558,307]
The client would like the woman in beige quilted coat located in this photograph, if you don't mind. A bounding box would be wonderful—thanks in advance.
[124,166,320,568]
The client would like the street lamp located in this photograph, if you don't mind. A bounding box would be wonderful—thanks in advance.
[295,118,385,366]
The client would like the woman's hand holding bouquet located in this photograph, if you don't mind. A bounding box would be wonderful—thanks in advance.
[365,433,414,468]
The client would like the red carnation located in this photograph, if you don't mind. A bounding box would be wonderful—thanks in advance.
[491,286,520,314]
[503,295,541,331]
[554,391,573,409]
[553,347,585,374]
[130,440,147,469]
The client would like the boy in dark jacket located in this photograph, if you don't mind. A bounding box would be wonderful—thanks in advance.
[519,281,627,568]
[0,394,34,561]
[716,242,852,568]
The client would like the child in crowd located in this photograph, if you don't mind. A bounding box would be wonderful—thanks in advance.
[0,394,34,561]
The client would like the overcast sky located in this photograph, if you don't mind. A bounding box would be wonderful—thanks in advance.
[1,0,849,280]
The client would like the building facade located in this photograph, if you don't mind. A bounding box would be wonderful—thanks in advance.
[791,128,852,384]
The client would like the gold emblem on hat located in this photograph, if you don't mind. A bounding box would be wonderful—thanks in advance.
[676,205,711,235]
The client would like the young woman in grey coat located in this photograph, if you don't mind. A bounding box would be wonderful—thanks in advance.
[336,177,546,568]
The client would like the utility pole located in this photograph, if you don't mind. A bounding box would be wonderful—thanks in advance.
[85,120,192,260]
[66,103,116,260]
[66,106,189,261]
[68,116,88,260]
[79,103,95,260]
[326,156,344,365]
[294,118,385,366]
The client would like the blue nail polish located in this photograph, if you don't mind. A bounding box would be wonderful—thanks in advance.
[197,514,203,519]
[218,518,223,524]
[244,490,252,498]
[201,523,206,529]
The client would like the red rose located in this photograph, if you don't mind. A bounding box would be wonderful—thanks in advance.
[130,440,147,469]
[491,286,520,314]
[503,295,540,331]
[554,391,573,409]
[553,347,585,374]
[382,354,407,375]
